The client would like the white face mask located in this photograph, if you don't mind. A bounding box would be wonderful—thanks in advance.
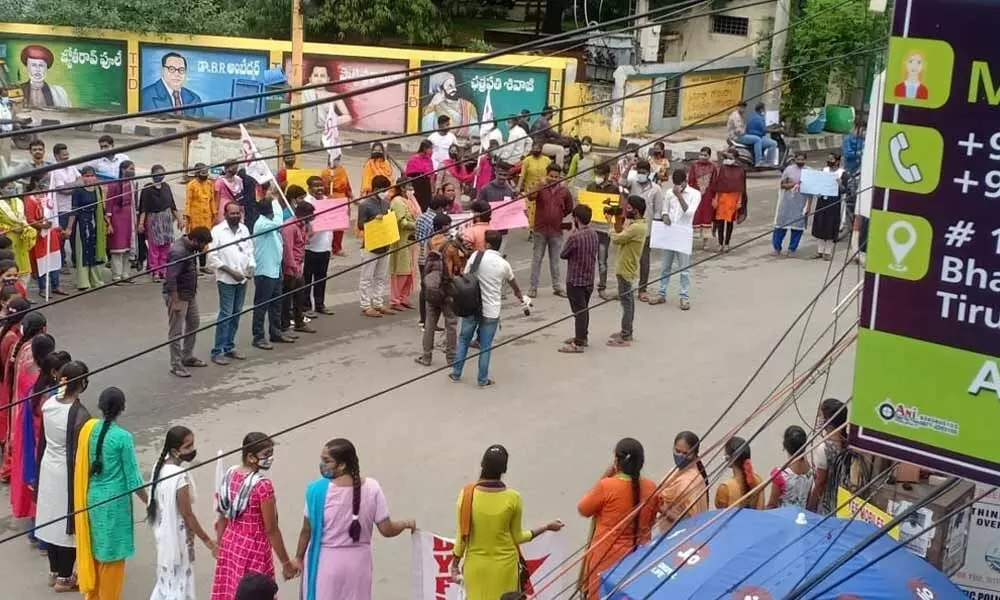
[722,159,736,166]
[636,173,650,184]
[595,176,606,185]
[377,191,389,201]
[581,144,591,153]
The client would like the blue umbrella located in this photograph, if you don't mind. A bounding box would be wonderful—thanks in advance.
[600,506,964,599]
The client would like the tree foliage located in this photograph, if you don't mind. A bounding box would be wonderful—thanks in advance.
[1,0,252,36]
[778,0,889,127]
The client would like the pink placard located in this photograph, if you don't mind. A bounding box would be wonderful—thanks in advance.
[311,196,350,231]
[489,198,529,230]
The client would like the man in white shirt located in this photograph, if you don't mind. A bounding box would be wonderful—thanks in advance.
[653,169,701,310]
[501,113,529,164]
[449,230,531,388]
[207,201,256,365]
[302,175,336,317]
[47,142,80,270]
[480,119,504,153]
[91,134,130,180]
[427,114,458,170]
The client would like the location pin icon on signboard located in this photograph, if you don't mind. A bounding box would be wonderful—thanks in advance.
[867,210,932,281]
[887,220,918,272]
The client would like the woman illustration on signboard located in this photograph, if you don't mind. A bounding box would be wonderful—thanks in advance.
[301,65,352,133]
[19,45,71,109]
[893,50,929,100]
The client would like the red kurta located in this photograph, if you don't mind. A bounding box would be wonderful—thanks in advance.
[24,193,61,264]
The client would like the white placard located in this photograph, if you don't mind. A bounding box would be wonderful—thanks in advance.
[799,169,840,197]
[650,220,693,254]
[952,484,1000,597]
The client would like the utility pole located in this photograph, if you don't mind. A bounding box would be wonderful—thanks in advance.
[290,0,304,154]
[763,0,791,125]
[635,0,650,62]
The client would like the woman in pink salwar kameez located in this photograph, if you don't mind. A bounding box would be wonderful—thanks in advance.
[7,314,48,520]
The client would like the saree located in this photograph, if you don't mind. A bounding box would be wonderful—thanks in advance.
[304,477,331,600]
[0,197,38,276]
[0,328,20,451]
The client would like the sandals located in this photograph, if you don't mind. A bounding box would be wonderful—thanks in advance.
[478,379,496,388]
[362,308,382,318]
[558,343,584,354]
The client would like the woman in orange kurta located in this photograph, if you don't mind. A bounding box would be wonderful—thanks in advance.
[321,159,355,256]
[657,431,710,533]
[577,438,658,600]
[185,165,216,270]
[360,143,396,196]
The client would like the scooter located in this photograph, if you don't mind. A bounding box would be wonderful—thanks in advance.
[728,124,789,172]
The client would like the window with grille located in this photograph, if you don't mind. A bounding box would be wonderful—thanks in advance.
[661,78,680,119]
[711,15,750,36]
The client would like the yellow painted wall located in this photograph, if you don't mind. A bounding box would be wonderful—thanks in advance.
[680,71,745,126]
[0,22,574,136]
[561,81,618,148]
[622,78,652,136]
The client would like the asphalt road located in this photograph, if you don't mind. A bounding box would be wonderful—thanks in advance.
[0,130,859,599]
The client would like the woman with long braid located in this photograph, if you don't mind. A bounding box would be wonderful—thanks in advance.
[35,359,89,592]
[0,297,30,475]
[9,331,54,532]
[212,431,298,599]
[715,436,764,510]
[295,438,415,600]
[148,425,216,600]
[75,386,148,599]
[4,312,46,483]
[656,430,710,531]
[577,438,657,600]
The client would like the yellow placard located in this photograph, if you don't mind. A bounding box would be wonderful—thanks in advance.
[577,190,620,220]
[836,487,900,539]
[363,212,400,251]
[680,71,745,126]
[285,168,322,191]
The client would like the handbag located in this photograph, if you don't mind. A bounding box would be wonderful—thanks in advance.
[460,481,532,593]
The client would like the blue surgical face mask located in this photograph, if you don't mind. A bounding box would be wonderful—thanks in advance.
[152,174,165,183]
[319,463,336,479]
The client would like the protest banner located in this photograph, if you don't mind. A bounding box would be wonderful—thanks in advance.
[799,169,840,197]
[363,212,400,251]
[286,168,322,191]
[650,220,693,254]
[489,198,529,230]
[411,529,568,600]
[577,190,619,221]
[311,196,350,231]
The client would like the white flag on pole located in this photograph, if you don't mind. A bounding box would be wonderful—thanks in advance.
[479,89,495,151]
[322,101,342,162]
[238,125,275,185]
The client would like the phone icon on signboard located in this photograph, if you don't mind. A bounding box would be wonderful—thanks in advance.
[889,131,922,184]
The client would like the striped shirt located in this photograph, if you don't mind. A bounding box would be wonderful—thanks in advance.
[560,225,599,287]
[415,210,439,266]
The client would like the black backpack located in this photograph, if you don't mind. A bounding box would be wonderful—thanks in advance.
[451,250,486,318]
[423,247,450,308]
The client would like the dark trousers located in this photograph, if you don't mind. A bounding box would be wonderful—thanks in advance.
[135,231,148,270]
[252,275,283,342]
[281,273,308,330]
[596,231,610,291]
[47,544,76,578]
[567,284,593,345]
[618,275,635,340]
[303,250,331,311]
[57,213,73,266]
[638,237,651,293]
[198,253,207,268]
[714,220,734,246]
[418,263,427,324]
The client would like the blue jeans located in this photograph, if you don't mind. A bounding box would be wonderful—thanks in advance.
[35,270,60,293]
[658,250,690,299]
[773,228,804,252]
[738,134,778,165]
[213,281,247,356]
[452,316,500,385]
[251,276,283,343]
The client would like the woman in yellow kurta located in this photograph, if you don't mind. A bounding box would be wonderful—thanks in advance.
[0,186,38,280]
[450,445,564,600]
[517,141,552,229]
[388,183,418,310]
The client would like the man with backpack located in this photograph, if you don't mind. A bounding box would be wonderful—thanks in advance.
[415,212,467,366]
[448,230,531,388]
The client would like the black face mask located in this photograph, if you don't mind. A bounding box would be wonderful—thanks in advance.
[226,215,241,228]
[258,202,274,219]
[372,152,384,159]
[178,450,197,463]
[197,174,208,181]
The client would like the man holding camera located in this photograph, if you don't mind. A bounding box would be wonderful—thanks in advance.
[607,196,647,347]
